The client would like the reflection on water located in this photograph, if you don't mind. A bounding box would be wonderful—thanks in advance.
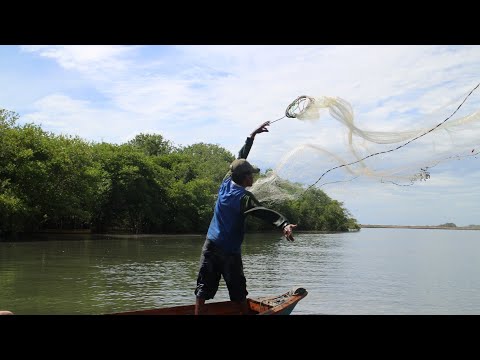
[1,229,479,314]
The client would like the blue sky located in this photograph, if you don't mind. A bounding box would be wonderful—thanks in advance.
[1,45,479,226]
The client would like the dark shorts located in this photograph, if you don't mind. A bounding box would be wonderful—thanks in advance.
[194,239,248,302]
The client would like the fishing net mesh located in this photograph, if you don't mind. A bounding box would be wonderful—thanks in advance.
[250,84,480,205]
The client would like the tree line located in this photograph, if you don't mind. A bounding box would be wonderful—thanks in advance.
[0,109,360,239]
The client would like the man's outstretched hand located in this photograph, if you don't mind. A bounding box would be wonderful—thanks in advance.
[283,224,297,242]
[250,121,270,138]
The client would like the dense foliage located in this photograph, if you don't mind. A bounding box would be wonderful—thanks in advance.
[0,110,360,238]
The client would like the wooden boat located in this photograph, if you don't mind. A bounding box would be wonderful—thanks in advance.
[109,287,308,315]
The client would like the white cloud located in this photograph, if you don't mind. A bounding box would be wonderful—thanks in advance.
[22,94,140,143]
[20,45,138,74]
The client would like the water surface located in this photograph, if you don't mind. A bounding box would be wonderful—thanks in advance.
[1,228,479,314]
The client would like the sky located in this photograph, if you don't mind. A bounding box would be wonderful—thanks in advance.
[1,45,479,226]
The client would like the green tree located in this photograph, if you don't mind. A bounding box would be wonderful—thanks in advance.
[91,143,172,233]
[127,133,174,156]
[178,143,234,183]
[1,107,360,236]
[166,178,217,233]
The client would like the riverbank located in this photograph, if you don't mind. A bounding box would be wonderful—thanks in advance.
[361,225,480,230]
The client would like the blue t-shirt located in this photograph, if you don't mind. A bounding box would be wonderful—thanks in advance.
[207,177,246,254]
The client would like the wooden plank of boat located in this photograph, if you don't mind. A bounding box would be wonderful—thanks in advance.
[108,287,308,315]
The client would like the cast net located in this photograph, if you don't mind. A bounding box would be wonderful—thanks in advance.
[250,83,480,204]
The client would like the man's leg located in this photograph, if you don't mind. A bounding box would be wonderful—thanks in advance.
[224,253,250,315]
[195,297,206,315]
[194,240,221,315]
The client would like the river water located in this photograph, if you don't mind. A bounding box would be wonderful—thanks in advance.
[1,228,478,315]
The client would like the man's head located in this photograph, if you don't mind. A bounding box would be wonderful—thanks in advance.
[230,158,259,186]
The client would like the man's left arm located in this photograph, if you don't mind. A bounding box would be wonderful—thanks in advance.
[241,191,297,241]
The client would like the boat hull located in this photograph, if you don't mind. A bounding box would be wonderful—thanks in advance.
[109,287,308,315]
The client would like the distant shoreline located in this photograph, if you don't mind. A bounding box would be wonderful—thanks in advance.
[360,225,480,230]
